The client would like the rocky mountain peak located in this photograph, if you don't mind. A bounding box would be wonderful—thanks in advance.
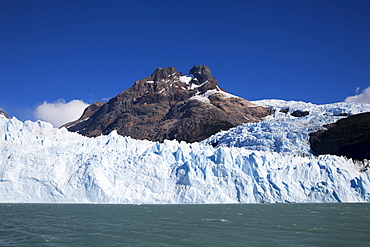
[150,66,179,82]
[127,65,220,105]
[132,66,183,94]
[66,65,273,142]
[189,65,219,93]
[189,65,213,83]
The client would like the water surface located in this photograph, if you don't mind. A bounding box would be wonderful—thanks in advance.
[0,203,369,246]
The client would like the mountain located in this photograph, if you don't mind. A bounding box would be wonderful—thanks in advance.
[310,112,370,161]
[65,65,272,142]
[1,100,370,203]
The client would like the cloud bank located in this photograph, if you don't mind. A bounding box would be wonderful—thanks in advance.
[345,86,370,104]
[34,99,89,127]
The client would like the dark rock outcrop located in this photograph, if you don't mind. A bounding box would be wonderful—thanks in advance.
[335,113,351,117]
[0,109,9,119]
[291,110,309,117]
[279,108,289,114]
[309,112,370,160]
[66,65,273,142]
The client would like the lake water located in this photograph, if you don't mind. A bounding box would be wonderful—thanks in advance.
[0,203,369,246]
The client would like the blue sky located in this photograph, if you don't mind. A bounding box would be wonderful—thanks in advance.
[1,0,370,124]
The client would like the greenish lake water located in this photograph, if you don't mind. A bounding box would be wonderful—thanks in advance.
[0,203,369,246]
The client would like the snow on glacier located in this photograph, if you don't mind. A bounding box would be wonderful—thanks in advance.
[204,99,370,156]
[0,100,370,203]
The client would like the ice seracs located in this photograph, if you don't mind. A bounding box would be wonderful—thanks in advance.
[204,99,370,155]
[0,99,370,203]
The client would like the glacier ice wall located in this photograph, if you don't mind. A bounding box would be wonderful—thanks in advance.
[1,100,370,204]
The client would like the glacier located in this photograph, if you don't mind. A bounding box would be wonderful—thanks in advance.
[1,100,370,203]
[204,99,370,156]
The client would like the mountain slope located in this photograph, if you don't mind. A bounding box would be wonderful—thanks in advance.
[65,65,272,142]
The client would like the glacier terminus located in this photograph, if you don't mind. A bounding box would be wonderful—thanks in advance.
[1,100,370,203]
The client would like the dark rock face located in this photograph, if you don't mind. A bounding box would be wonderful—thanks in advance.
[66,65,273,142]
[309,112,370,160]
[279,108,289,114]
[335,113,351,117]
[0,109,9,119]
[291,110,309,117]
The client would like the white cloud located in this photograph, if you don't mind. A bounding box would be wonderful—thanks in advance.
[34,99,89,127]
[345,86,370,104]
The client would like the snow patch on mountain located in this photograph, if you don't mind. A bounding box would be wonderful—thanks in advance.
[179,75,192,84]
[189,89,238,104]
[0,100,370,203]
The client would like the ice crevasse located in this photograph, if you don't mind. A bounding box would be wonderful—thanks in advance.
[0,100,370,203]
